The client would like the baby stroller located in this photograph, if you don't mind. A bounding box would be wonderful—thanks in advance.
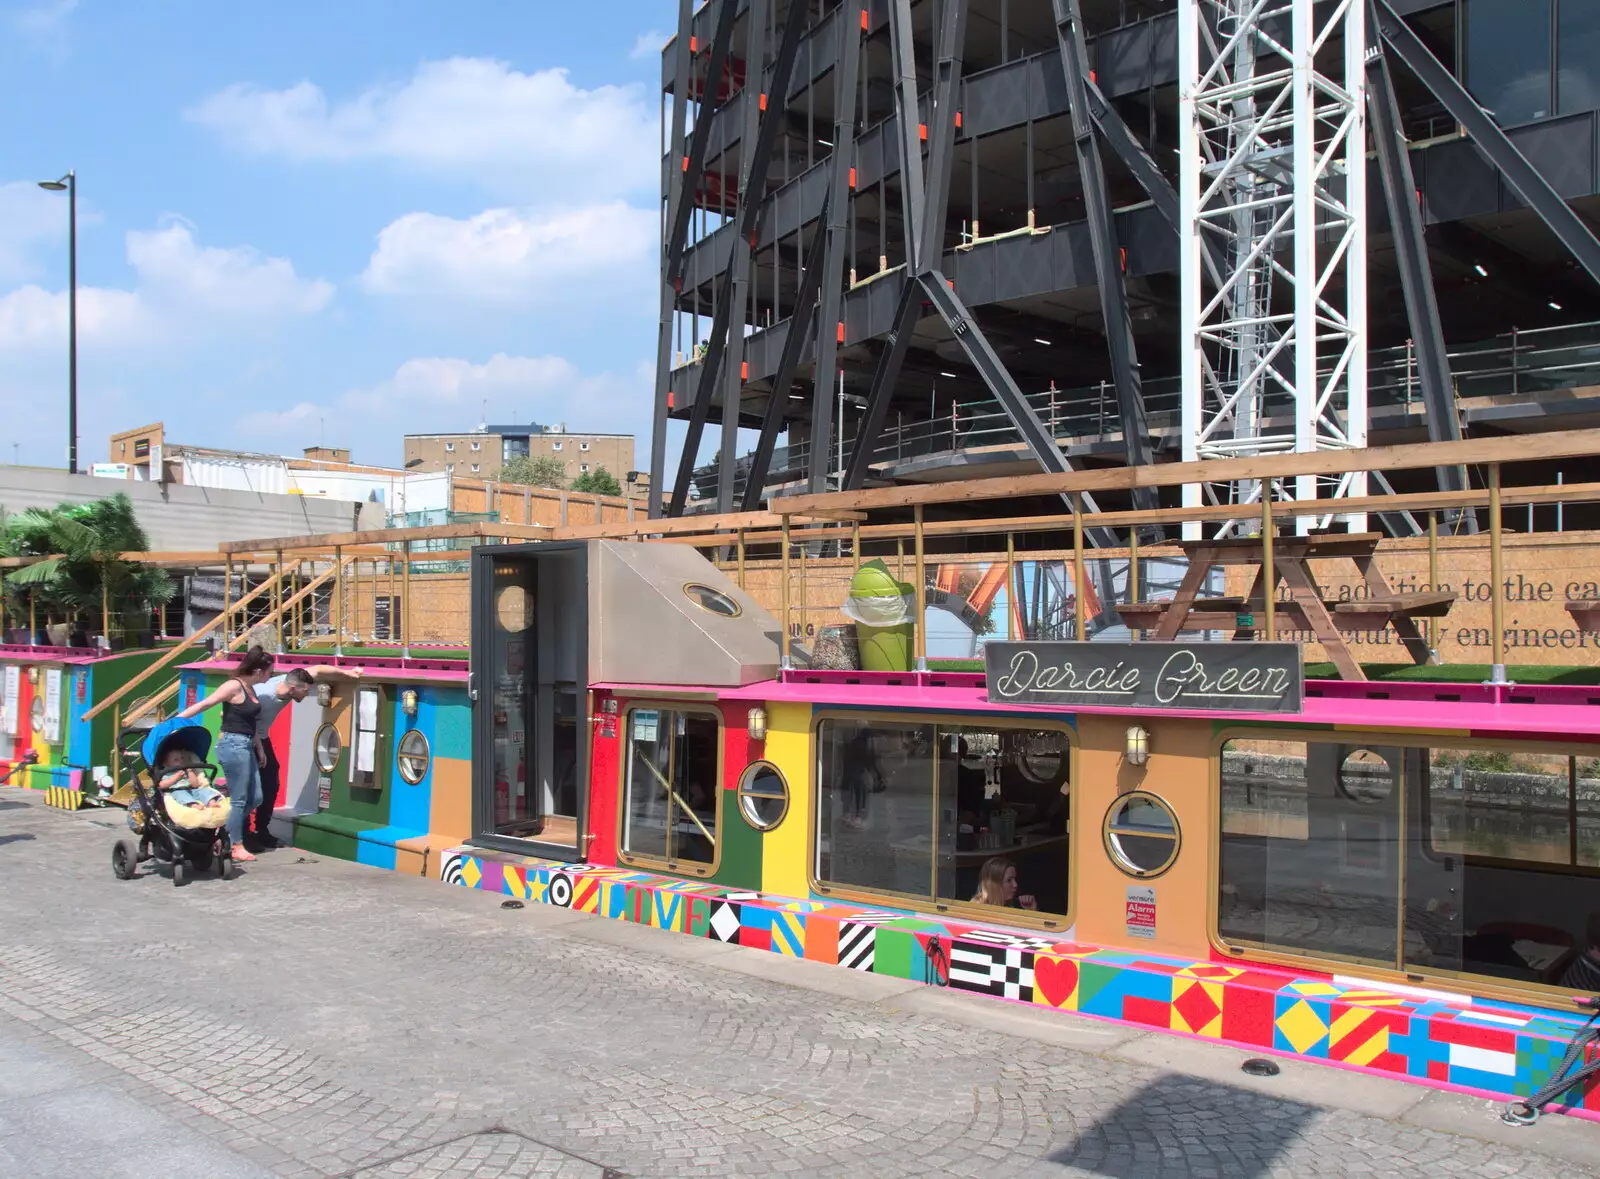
[111,717,235,886]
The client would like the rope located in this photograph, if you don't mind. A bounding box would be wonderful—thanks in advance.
[1502,996,1600,1126]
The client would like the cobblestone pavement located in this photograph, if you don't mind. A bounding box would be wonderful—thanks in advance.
[1,788,1596,1178]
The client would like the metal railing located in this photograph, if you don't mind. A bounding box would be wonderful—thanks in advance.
[693,318,1600,501]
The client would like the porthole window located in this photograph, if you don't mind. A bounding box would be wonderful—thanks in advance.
[738,761,789,830]
[396,729,431,785]
[1104,791,1181,878]
[684,583,741,618]
[314,723,343,774]
[1338,748,1394,804]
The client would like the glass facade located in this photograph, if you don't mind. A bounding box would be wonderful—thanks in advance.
[815,716,1071,920]
[1219,737,1600,994]
[1558,1,1600,114]
[1467,0,1553,125]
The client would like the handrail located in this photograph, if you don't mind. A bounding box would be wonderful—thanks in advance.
[82,568,291,724]
[119,559,349,728]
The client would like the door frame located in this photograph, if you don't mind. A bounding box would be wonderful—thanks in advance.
[469,541,591,863]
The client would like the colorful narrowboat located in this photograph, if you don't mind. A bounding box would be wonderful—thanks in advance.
[177,540,1600,1116]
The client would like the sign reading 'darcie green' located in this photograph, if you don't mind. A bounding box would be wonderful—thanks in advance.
[984,641,1303,714]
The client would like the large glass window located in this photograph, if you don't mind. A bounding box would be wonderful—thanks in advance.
[1219,737,1600,996]
[815,716,1072,922]
[1467,0,1553,125]
[621,707,721,873]
[1558,1,1600,114]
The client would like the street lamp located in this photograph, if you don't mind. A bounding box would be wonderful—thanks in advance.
[37,171,76,475]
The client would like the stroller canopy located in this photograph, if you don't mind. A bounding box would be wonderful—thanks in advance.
[142,716,213,772]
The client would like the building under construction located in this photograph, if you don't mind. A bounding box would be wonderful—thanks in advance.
[648,0,1600,534]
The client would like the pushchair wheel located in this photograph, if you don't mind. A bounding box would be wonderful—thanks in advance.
[111,840,138,880]
[216,853,232,881]
[172,859,187,887]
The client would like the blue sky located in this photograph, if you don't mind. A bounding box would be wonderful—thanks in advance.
[0,0,683,471]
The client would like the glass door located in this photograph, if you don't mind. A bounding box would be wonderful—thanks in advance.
[476,555,539,839]
[471,543,590,860]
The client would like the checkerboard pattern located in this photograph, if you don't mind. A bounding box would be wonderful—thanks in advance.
[437,848,1600,1117]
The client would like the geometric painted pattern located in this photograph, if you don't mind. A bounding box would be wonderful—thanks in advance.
[435,845,1600,1118]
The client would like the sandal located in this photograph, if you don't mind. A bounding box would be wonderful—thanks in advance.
[230,845,257,863]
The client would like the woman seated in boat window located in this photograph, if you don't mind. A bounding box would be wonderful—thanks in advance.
[972,855,1036,911]
[1559,913,1600,993]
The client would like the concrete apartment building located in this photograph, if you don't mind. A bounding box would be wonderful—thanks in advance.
[403,423,637,491]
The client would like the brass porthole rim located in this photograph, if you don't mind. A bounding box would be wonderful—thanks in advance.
[737,759,790,831]
[1102,789,1182,879]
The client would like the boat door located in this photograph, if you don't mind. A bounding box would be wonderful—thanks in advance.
[470,542,589,860]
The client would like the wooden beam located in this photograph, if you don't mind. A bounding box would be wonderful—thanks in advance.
[217,522,548,555]
[639,480,1600,549]
[775,430,1600,515]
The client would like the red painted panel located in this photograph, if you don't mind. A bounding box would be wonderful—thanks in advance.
[586,690,621,868]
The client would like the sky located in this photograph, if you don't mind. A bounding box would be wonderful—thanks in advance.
[0,0,692,473]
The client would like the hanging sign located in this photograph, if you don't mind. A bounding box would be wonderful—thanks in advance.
[984,641,1303,714]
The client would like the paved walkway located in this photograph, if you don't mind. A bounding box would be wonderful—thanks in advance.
[1,787,1596,1178]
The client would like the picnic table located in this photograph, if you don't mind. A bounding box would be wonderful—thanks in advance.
[1117,532,1456,681]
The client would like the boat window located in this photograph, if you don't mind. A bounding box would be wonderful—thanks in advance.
[353,686,382,789]
[737,761,789,831]
[314,722,342,774]
[683,583,741,618]
[1103,793,1181,878]
[1219,736,1600,996]
[621,707,721,874]
[814,717,1071,922]
[396,729,430,785]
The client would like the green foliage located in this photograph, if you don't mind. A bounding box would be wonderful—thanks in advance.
[569,466,622,497]
[1462,749,1516,774]
[499,454,568,488]
[1,493,174,637]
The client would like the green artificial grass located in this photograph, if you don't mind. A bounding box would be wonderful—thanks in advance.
[289,644,468,660]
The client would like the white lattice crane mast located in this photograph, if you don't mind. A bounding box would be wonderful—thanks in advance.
[1178,0,1368,538]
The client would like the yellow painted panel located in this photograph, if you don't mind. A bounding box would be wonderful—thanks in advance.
[759,701,813,898]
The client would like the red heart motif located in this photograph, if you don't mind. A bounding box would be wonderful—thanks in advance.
[1034,955,1079,1007]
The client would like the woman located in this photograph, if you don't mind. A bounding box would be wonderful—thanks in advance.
[972,855,1037,911]
[179,646,273,862]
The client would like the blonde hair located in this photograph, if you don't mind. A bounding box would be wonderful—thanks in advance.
[972,856,1015,906]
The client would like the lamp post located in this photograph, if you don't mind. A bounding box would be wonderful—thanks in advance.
[37,171,76,475]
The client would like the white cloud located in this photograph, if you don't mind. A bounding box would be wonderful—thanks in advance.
[0,221,332,351]
[631,30,668,60]
[11,0,76,37]
[238,353,649,464]
[187,58,658,201]
[0,182,71,285]
[361,202,655,302]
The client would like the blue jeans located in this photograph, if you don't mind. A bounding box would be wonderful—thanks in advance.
[216,733,261,845]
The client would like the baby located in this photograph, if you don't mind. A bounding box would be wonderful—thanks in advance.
[158,746,226,809]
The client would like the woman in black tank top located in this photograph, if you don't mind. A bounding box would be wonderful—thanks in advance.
[180,646,275,862]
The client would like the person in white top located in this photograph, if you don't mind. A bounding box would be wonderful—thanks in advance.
[249,663,362,851]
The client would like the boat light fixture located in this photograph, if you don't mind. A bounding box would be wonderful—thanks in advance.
[401,689,419,716]
[1125,725,1150,767]
[316,682,334,708]
[747,707,768,742]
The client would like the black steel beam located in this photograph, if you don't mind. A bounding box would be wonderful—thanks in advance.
[916,0,967,277]
[672,0,810,515]
[1364,16,1470,524]
[1375,0,1600,288]
[650,0,696,518]
[716,0,773,513]
[887,0,926,270]
[664,0,738,286]
[842,280,921,491]
[745,206,830,512]
[808,0,866,494]
[1053,0,1154,508]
